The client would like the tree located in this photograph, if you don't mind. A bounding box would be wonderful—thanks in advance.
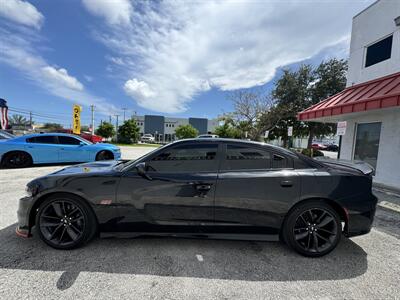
[270,59,347,148]
[117,119,140,144]
[43,123,63,131]
[306,59,347,147]
[95,122,115,139]
[214,116,242,138]
[80,125,90,132]
[175,124,198,139]
[228,90,273,140]
[9,114,30,127]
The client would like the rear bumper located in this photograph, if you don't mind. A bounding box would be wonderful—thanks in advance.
[16,196,33,238]
[344,194,377,237]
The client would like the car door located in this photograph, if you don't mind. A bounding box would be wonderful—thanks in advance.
[116,141,221,233]
[58,135,89,162]
[25,135,60,163]
[214,142,300,236]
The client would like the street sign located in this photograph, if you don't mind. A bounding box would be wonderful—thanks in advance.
[264,130,269,138]
[288,126,293,137]
[336,121,347,136]
[72,104,82,134]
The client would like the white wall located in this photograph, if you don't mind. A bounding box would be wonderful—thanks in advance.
[339,108,400,189]
[164,117,188,134]
[346,0,400,87]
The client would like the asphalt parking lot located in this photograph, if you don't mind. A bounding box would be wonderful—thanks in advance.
[0,146,399,299]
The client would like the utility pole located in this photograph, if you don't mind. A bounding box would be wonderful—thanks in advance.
[122,108,127,122]
[29,112,33,128]
[109,115,112,123]
[114,114,120,141]
[90,105,95,135]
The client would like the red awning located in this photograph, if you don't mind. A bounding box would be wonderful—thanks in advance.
[298,71,400,121]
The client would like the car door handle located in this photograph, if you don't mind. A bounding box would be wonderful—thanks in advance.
[194,184,212,192]
[280,180,293,187]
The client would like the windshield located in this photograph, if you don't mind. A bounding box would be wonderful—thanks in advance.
[75,135,93,145]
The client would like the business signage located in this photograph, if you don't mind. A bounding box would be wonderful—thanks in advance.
[336,121,347,136]
[73,105,82,134]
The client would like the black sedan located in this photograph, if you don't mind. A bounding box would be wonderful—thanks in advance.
[17,139,377,257]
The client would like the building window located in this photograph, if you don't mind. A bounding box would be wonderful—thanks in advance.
[353,122,381,169]
[365,35,393,67]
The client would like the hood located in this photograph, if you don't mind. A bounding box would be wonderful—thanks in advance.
[50,161,121,176]
[314,157,375,176]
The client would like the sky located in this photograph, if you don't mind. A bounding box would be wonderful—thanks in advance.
[0,0,374,127]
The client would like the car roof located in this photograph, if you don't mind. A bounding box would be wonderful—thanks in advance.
[14,132,83,140]
[168,138,297,157]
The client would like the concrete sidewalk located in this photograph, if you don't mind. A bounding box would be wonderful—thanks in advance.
[373,186,400,214]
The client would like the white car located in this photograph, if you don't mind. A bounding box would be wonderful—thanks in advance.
[140,134,155,143]
[197,134,219,138]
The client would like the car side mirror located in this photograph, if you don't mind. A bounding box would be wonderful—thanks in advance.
[79,142,85,146]
[136,162,152,180]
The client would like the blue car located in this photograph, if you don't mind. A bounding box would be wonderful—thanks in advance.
[0,133,121,168]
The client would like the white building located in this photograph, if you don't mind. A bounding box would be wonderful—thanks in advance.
[298,0,400,190]
[132,114,218,142]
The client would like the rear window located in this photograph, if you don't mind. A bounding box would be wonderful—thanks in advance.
[222,144,271,170]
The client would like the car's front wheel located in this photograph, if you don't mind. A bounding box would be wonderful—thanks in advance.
[35,194,97,250]
[283,201,341,257]
[95,150,114,161]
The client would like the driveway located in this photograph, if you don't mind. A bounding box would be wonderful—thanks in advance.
[0,146,399,299]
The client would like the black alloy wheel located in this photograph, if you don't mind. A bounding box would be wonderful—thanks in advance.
[283,201,341,257]
[36,195,97,249]
[2,151,32,168]
[96,150,113,161]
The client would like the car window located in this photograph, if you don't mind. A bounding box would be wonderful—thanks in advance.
[272,154,289,169]
[58,136,81,145]
[26,136,58,144]
[222,144,271,170]
[147,143,218,173]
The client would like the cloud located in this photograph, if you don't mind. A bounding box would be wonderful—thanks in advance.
[86,0,372,114]
[0,27,118,115]
[0,0,44,29]
[82,0,132,25]
[42,66,84,91]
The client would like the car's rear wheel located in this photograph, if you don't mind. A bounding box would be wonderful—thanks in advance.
[35,194,97,250]
[95,150,114,161]
[1,151,32,168]
[283,201,341,257]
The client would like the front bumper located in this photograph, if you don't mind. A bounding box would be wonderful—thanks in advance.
[16,196,33,238]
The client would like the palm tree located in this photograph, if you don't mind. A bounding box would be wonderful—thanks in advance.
[9,114,31,127]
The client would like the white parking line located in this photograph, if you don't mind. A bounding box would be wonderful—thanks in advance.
[378,201,400,213]
[196,254,204,262]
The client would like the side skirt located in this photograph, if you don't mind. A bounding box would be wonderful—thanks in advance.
[100,232,279,241]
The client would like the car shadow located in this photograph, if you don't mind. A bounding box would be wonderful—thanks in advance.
[0,224,368,290]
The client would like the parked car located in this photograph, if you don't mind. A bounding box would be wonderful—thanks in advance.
[311,143,327,150]
[0,130,15,140]
[16,138,377,257]
[140,134,155,143]
[0,133,121,168]
[56,129,103,143]
[197,134,219,138]
[325,143,339,152]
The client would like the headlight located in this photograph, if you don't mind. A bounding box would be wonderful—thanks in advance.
[25,183,39,197]
[25,185,34,197]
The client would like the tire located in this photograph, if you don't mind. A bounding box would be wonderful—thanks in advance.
[283,201,341,257]
[95,150,114,161]
[1,151,33,168]
[35,194,98,250]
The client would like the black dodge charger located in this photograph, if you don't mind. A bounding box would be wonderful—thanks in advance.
[17,139,377,257]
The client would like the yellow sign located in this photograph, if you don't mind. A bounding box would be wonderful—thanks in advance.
[72,105,82,134]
